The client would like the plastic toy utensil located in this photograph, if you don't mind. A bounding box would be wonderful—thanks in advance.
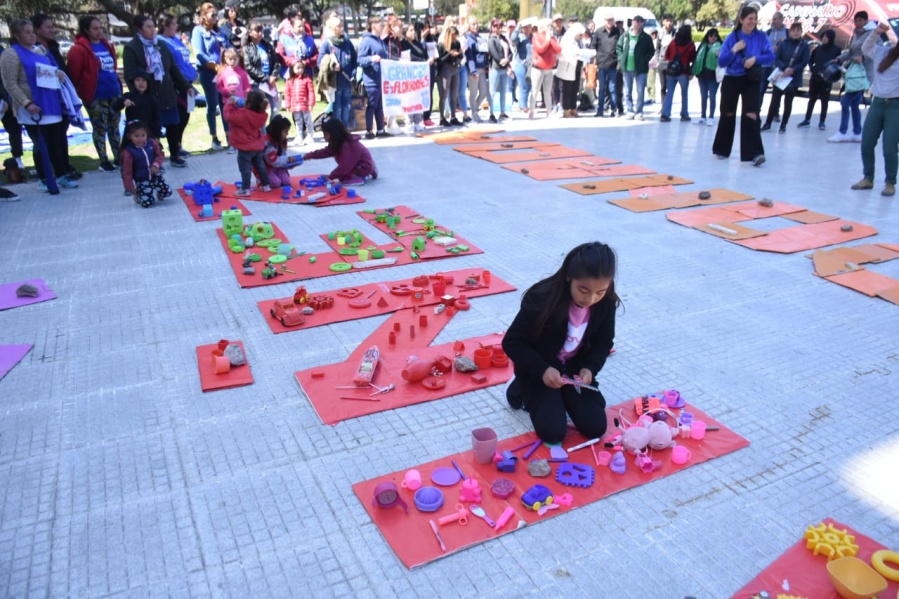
[437,503,469,526]
[560,375,600,394]
[469,505,496,527]
[431,467,462,486]
[429,519,447,552]
[537,503,561,516]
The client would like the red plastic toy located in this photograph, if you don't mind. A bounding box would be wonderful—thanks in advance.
[270,300,305,327]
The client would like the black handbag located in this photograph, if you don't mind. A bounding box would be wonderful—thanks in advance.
[745,63,763,82]
[665,46,682,77]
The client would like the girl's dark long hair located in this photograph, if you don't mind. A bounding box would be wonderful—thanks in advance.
[878,43,899,73]
[675,25,692,45]
[734,6,758,32]
[265,115,291,154]
[120,120,150,152]
[702,28,720,46]
[245,89,267,112]
[524,242,620,339]
[321,117,352,152]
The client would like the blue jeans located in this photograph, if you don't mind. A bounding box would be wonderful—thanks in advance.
[458,68,469,112]
[333,86,352,128]
[512,61,531,109]
[597,67,617,114]
[622,71,647,115]
[489,68,510,114]
[198,68,228,140]
[840,91,863,135]
[698,78,720,119]
[661,73,690,118]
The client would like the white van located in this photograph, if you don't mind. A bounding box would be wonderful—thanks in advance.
[591,7,660,33]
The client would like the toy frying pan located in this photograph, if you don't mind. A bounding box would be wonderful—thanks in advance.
[348,289,377,309]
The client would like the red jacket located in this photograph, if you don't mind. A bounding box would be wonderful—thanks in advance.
[531,31,561,71]
[284,75,316,112]
[223,102,268,151]
[67,35,118,104]
[665,40,698,72]
[304,135,377,181]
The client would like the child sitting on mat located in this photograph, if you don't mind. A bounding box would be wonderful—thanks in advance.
[302,118,377,185]
[262,115,304,187]
[501,241,619,444]
[120,120,172,208]
[223,90,272,196]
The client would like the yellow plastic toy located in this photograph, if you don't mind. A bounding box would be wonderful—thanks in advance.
[804,522,859,561]
[871,549,899,582]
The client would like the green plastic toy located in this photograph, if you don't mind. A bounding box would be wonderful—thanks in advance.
[412,237,426,252]
[222,209,243,238]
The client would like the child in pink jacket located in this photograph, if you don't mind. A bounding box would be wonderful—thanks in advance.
[303,118,378,185]
[216,49,251,100]
[263,115,304,187]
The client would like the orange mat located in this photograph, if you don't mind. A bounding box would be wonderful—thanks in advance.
[502,160,651,181]
[215,175,365,207]
[731,518,899,598]
[454,143,593,164]
[219,209,484,288]
[196,341,253,392]
[259,267,515,333]
[352,398,749,568]
[811,243,899,305]
[609,188,754,212]
[418,128,505,142]
[177,188,251,222]
[667,201,879,253]
[433,133,537,145]
[560,174,693,195]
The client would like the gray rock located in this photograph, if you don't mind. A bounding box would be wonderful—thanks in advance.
[453,356,478,372]
[223,344,246,366]
[302,307,314,315]
[242,266,256,275]
[528,459,552,477]
[16,284,39,298]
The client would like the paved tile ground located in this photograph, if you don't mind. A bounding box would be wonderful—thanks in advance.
[1,89,898,598]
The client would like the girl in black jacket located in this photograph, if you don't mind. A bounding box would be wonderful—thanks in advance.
[502,242,619,444]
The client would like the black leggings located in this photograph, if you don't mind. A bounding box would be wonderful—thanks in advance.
[24,121,69,181]
[765,87,796,127]
[166,91,191,157]
[1,109,23,158]
[805,76,832,123]
[518,375,608,444]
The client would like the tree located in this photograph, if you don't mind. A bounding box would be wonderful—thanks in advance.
[471,0,519,24]
[553,0,599,23]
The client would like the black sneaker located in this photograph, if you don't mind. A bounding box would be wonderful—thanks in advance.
[660,115,671,122]
[779,126,786,133]
[98,160,116,172]
[65,167,83,180]
[449,118,462,126]
[797,120,810,128]
[178,149,191,157]
[170,157,187,168]
[489,114,497,123]
[0,187,20,202]
[760,123,772,132]
[365,131,376,140]
[818,122,826,130]
[440,118,450,126]
[375,130,393,138]
[505,376,523,410]
[680,115,691,122]
[462,116,472,123]
[499,113,509,119]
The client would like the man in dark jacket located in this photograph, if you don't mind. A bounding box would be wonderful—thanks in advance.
[616,15,653,120]
[592,13,620,117]
[798,29,841,129]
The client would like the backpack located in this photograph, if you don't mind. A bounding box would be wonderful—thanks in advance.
[843,62,869,93]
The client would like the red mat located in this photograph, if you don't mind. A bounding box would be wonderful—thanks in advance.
[218,209,484,288]
[354,205,483,261]
[214,175,366,207]
[177,188,251,222]
[502,160,653,181]
[731,518,899,598]
[352,398,749,568]
[196,341,253,391]
[258,267,515,333]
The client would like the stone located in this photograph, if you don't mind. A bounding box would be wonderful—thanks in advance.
[223,343,246,366]
[758,197,774,207]
[16,284,39,298]
[302,307,314,315]
[840,224,854,232]
[698,191,711,200]
[453,356,478,372]
[528,459,552,478]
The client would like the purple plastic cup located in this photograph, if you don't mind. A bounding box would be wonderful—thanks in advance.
[471,428,498,464]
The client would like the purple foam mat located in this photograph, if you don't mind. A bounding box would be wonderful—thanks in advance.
[0,279,57,310]
[0,345,33,380]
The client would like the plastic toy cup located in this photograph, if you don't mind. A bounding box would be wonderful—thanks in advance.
[212,351,231,374]
[691,420,707,440]
[471,428,498,464]
[473,348,492,370]
[347,189,357,198]
[671,446,691,464]
[482,270,491,284]
[411,287,424,302]
[597,451,612,466]
[401,469,422,491]
[217,339,229,351]
[337,236,346,246]
[432,279,446,297]
[680,412,694,426]
[357,249,370,261]
[282,186,291,193]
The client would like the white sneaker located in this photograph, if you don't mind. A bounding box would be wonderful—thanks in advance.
[305,135,316,145]
[706,118,715,127]
[847,133,862,142]
[15,157,25,170]
[828,132,849,143]
[386,125,402,135]
[694,118,705,125]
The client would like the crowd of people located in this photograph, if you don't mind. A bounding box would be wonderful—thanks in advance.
[0,5,897,201]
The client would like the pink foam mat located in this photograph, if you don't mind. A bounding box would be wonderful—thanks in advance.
[0,279,57,310]
[0,345,33,380]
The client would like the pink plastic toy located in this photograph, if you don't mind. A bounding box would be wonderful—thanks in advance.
[459,478,482,502]
[438,503,469,526]
[494,506,515,531]
[610,451,626,474]
[635,452,663,473]
[555,493,574,506]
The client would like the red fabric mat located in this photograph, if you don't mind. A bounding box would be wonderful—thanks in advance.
[352,399,749,568]
[196,341,253,391]
[214,175,366,207]
[354,205,483,260]
[731,517,899,598]
[258,267,515,333]
[218,210,484,288]
[177,188,251,222]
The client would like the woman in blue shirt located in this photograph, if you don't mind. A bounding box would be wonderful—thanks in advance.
[712,6,774,166]
[191,1,230,152]
[159,13,197,167]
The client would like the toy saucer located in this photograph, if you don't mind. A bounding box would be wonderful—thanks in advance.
[246,253,263,262]
[421,376,446,390]
[256,239,282,248]
[413,486,444,512]
[431,467,461,486]
[329,263,352,272]
[268,255,287,264]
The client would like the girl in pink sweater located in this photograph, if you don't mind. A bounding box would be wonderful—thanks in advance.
[303,118,378,184]
[216,49,251,100]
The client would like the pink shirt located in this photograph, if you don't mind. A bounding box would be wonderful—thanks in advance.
[557,303,589,363]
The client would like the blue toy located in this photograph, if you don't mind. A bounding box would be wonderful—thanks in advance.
[184,180,223,206]
[521,485,554,511]
[494,450,518,473]
[555,463,595,488]
[198,204,214,218]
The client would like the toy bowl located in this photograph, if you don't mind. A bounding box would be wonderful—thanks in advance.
[826,556,887,599]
